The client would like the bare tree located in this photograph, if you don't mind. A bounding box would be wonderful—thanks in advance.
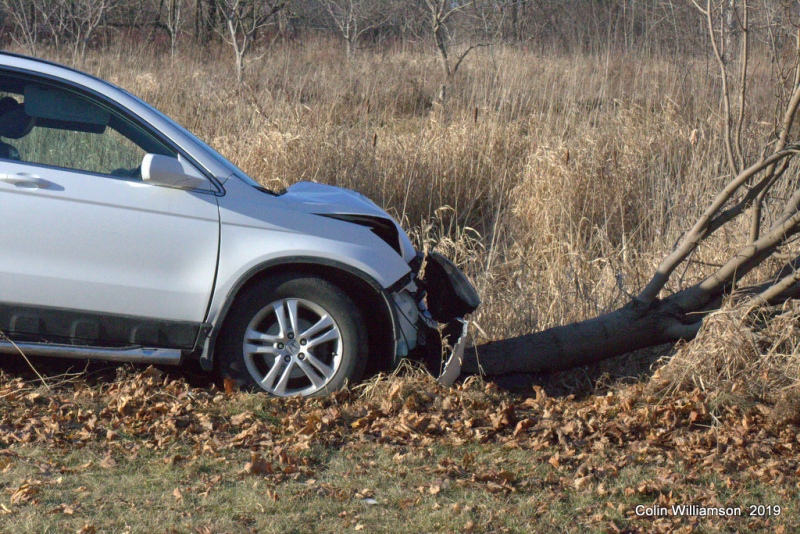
[423,0,491,102]
[0,0,39,54]
[464,0,800,377]
[194,0,219,44]
[315,0,390,58]
[0,0,118,60]
[216,0,289,83]
[69,0,118,60]
[153,0,187,59]
[38,0,71,51]
[59,0,119,60]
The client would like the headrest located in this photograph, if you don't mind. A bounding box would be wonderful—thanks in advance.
[0,97,35,139]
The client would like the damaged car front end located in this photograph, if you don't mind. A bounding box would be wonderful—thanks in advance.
[267,181,481,388]
[388,251,480,386]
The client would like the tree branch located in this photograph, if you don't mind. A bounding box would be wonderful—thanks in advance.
[705,0,739,175]
[637,147,796,305]
[451,42,489,76]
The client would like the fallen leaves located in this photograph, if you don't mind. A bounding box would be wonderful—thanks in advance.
[0,365,794,532]
[9,482,39,505]
[490,401,516,430]
[48,503,77,515]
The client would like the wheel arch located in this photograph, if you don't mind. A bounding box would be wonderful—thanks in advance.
[200,257,400,377]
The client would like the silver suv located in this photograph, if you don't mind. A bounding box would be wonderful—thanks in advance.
[0,53,479,396]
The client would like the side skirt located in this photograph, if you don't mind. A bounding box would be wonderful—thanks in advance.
[0,302,206,351]
[0,340,182,365]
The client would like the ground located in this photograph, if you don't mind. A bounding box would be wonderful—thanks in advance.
[0,351,796,534]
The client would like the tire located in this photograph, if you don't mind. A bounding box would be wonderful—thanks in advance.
[216,274,368,397]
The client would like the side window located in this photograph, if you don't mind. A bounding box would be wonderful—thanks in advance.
[0,73,175,179]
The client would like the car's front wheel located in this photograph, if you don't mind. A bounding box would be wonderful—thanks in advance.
[217,275,368,397]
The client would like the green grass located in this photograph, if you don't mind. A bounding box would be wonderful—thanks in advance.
[1,443,791,533]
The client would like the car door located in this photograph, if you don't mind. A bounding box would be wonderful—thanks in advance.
[0,71,220,349]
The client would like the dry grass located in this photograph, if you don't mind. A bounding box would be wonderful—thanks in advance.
[651,299,800,415]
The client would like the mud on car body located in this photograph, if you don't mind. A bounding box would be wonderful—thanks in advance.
[0,52,479,397]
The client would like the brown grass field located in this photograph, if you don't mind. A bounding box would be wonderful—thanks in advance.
[0,40,799,532]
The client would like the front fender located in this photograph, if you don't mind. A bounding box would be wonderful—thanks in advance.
[198,256,403,371]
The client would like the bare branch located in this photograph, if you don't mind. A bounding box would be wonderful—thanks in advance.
[637,147,797,305]
[705,0,739,175]
[758,267,800,303]
[451,42,490,76]
[734,0,747,171]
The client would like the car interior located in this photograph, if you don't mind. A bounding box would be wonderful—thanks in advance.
[0,74,175,177]
[0,95,34,160]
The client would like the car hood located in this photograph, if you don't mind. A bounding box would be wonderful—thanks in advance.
[275,181,416,264]
[278,181,389,218]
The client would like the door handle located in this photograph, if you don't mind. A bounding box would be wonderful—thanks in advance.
[0,173,52,189]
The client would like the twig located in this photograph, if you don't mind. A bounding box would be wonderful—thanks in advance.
[0,330,50,391]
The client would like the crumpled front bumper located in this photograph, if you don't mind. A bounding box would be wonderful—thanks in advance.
[394,252,480,386]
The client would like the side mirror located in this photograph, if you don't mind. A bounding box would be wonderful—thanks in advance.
[141,154,210,190]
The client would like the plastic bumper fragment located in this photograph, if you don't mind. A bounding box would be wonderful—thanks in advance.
[436,318,468,387]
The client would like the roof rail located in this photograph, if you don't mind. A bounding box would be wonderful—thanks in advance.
[0,51,113,87]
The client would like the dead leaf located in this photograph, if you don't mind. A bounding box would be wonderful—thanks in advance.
[140,366,164,381]
[223,378,237,395]
[491,401,516,430]
[573,475,591,490]
[10,483,39,505]
[231,411,253,426]
[49,503,76,515]
[485,482,507,493]
[397,498,416,509]
[173,487,183,501]
[462,452,475,467]
[513,418,534,437]
[0,456,14,470]
[242,453,273,476]
[497,471,516,484]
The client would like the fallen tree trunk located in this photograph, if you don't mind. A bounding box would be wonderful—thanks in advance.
[462,300,699,375]
[464,231,800,376]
